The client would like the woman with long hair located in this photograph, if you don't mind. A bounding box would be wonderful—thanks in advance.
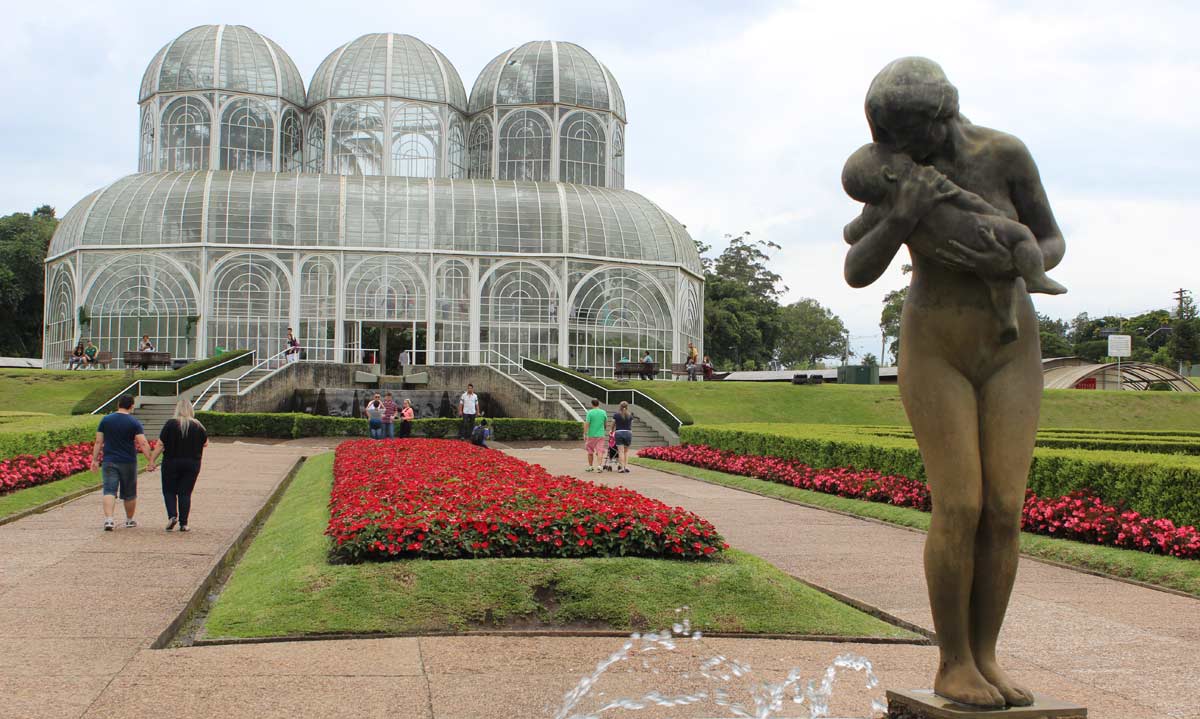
[148,399,208,532]
[611,401,634,473]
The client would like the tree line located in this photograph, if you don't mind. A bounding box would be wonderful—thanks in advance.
[0,206,57,357]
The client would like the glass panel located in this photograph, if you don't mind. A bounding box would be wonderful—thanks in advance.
[467,117,492,179]
[559,112,607,187]
[280,108,303,172]
[332,101,384,175]
[159,96,211,171]
[391,103,440,177]
[498,110,551,182]
[219,98,274,171]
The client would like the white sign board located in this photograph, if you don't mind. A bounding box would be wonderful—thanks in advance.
[1108,334,1132,358]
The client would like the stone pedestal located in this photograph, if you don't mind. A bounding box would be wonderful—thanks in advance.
[887,690,1086,719]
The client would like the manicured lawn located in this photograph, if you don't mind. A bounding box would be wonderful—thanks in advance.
[204,453,917,640]
[619,380,1200,431]
[634,457,1200,597]
[0,369,128,415]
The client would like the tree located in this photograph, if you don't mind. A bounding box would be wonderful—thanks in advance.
[860,352,879,367]
[777,298,848,368]
[1037,313,1071,358]
[0,206,57,357]
[879,264,911,364]
[699,232,786,370]
[1169,317,1200,370]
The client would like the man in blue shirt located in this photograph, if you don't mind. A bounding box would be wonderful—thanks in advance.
[90,394,154,531]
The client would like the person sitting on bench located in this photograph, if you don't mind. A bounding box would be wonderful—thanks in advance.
[639,351,655,381]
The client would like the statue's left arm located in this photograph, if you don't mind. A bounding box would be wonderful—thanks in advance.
[1005,136,1066,271]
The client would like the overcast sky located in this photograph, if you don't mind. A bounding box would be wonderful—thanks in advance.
[2,0,1197,361]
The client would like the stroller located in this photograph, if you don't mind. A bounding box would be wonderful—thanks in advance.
[601,432,620,472]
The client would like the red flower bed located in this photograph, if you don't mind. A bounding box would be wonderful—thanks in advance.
[639,444,1200,560]
[0,442,94,496]
[326,439,727,563]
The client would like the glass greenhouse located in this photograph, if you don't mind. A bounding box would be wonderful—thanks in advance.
[44,25,702,373]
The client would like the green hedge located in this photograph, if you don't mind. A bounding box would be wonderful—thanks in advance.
[522,358,695,429]
[682,423,1200,528]
[72,350,254,415]
[0,414,99,461]
[197,412,581,441]
[854,425,1200,455]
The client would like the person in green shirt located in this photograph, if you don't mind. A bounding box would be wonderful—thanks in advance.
[583,398,608,472]
[83,340,99,369]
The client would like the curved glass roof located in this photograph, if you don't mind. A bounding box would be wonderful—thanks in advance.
[307,33,467,111]
[140,24,306,106]
[49,172,699,275]
[468,41,626,120]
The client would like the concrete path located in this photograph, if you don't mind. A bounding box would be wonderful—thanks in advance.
[0,438,1194,718]
[0,439,301,719]
[509,447,1200,719]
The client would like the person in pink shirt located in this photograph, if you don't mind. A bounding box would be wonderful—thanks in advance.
[381,392,398,439]
[399,398,415,438]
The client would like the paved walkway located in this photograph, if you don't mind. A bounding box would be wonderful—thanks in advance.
[0,439,1195,718]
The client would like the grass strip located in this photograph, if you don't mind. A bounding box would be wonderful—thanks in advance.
[633,457,1200,598]
[204,453,916,640]
[0,469,102,523]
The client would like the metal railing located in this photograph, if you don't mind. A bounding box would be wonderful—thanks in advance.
[520,357,685,434]
[481,350,582,419]
[90,350,255,415]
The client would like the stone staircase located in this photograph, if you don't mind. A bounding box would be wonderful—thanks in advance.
[192,363,283,411]
[132,397,178,439]
[525,369,674,449]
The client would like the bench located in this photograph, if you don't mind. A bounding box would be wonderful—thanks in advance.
[614,361,658,380]
[671,363,725,381]
[123,351,172,369]
[65,351,113,369]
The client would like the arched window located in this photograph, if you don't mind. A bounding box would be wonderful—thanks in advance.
[159,97,211,171]
[299,256,337,361]
[391,104,440,178]
[498,110,551,182]
[45,264,75,367]
[447,116,466,179]
[434,260,471,364]
[207,253,290,361]
[86,254,199,366]
[482,261,559,363]
[467,117,492,179]
[139,110,155,172]
[611,122,625,189]
[559,112,607,186]
[280,108,303,173]
[305,114,325,173]
[219,98,274,171]
[331,102,384,175]
[344,256,426,322]
[569,268,671,376]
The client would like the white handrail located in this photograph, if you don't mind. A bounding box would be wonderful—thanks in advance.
[91,350,256,415]
[192,346,379,409]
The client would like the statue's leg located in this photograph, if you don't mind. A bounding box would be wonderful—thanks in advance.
[972,344,1041,707]
[899,353,1005,708]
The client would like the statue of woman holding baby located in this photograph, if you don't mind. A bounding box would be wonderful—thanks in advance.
[843,58,1066,708]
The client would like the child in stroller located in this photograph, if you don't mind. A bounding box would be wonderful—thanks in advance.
[601,426,619,471]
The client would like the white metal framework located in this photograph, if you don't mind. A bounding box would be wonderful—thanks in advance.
[45,27,702,371]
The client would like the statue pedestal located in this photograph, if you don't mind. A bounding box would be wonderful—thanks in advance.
[887,690,1086,719]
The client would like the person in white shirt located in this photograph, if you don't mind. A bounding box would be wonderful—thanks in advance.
[458,383,479,440]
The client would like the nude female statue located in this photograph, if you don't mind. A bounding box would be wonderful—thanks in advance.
[843,58,1066,708]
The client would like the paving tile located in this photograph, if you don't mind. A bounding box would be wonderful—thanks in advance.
[0,675,112,719]
[0,638,144,676]
[122,638,424,677]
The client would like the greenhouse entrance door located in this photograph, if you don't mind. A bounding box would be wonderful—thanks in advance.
[358,322,427,374]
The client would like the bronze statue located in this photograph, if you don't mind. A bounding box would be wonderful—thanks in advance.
[843,58,1066,708]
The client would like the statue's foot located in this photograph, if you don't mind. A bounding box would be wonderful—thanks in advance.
[977,659,1035,707]
[1025,276,1067,295]
[934,663,1005,708]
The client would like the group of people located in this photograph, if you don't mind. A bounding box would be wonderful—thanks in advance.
[583,398,635,473]
[68,340,101,369]
[364,391,417,439]
[362,383,491,447]
[93,394,207,533]
[683,341,715,381]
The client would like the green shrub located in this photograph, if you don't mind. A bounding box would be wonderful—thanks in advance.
[682,423,1200,528]
[0,415,99,460]
[72,350,253,415]
[197,412,579,442]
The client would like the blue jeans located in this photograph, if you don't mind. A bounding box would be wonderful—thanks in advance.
[383,422,395,439]
[369,419,383,439]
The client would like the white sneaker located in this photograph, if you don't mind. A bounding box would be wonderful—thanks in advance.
[124,519,137,529]
[103,518,114,531]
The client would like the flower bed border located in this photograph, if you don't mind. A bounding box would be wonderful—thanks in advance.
[639,444,1200,560]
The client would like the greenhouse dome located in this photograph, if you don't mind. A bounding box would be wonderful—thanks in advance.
[305,33,469,177]
[45,26,703,376]
[466,41,627,188]
[138,24,308,173]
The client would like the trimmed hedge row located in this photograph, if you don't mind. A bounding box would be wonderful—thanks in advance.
[196,412,581,441]
[858,425,1200,455]
[0,415,99,462]
[682,423,1200,529]
[72,350,253,415]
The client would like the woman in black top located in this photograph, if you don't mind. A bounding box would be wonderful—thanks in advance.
[148,399,208,532]
[612,401,634,473]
